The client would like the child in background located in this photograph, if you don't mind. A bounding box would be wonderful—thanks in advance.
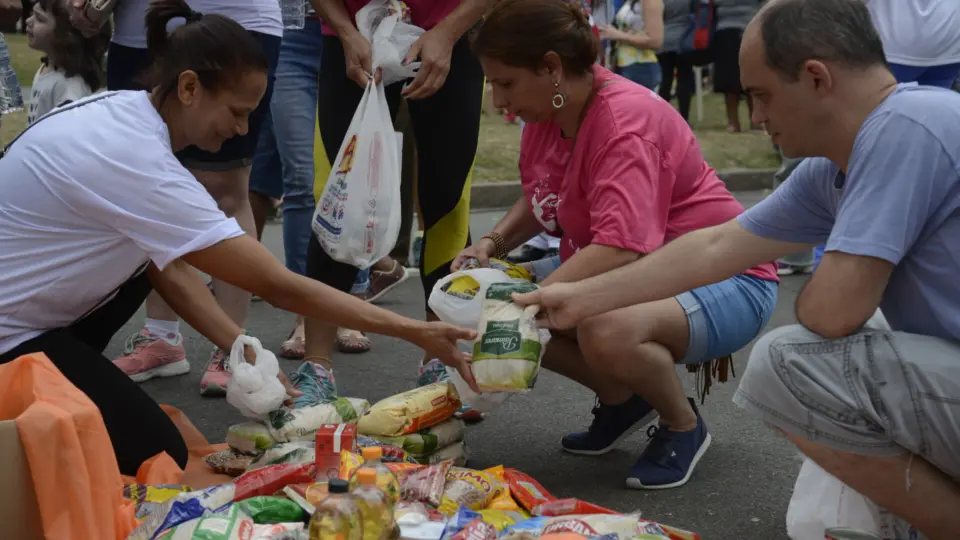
[25,0,109,124]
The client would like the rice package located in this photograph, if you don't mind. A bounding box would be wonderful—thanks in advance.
[227,421,277,454]
[429,262,532,329]
[369,418,465,456]
[414,441,468,467]
[248,442,316,470]
[357,382,460,437]
[268,397,370,443]
[472,282,548,392]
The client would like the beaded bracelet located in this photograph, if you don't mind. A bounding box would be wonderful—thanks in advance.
[481,232,508,259]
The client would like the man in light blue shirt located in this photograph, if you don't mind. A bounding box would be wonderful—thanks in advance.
[511,0,960,537]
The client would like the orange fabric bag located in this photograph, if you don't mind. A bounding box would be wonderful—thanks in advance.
[0,353,138,540]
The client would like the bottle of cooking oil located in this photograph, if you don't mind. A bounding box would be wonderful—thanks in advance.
[349,447,400,509]
[352,469,392,540]
[309,478,362,540]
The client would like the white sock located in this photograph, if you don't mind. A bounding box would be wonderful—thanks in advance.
[145,318,181,345]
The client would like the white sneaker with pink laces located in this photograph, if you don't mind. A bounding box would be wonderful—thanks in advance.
[113,330,190,382]
[200,347,231,397]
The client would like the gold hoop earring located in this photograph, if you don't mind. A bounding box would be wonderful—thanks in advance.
[552,81,566,109]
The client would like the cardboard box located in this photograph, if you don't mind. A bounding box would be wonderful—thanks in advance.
[315,424,356,480]
[0,420,44,539]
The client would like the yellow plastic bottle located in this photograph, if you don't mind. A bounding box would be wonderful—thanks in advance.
[353,469,392,540]
[349,447,400,509]
[309,478,362,540]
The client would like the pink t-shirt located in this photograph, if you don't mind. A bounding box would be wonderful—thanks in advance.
[321,0,458,35]
[519,66,778,283]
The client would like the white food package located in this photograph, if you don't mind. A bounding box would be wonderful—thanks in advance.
[786,459,925,540]
[226,335,287,420]
[428,268,530,330]
[268,397,370,443]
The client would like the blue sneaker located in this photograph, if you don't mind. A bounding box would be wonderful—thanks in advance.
[418,359,484,422]
[626,398,712,490]
[560,395,659,455]
[291,362,338,408]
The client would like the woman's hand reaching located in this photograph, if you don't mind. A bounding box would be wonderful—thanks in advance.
[451,237,497,272]
[409,321,479,392]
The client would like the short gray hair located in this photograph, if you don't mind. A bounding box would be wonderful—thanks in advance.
[757,0,887,81]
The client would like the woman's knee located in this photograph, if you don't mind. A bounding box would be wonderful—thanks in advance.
[578,311,643,364]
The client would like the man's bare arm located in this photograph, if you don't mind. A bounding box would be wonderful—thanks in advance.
[576,219,813,318]
[795,252,892,338]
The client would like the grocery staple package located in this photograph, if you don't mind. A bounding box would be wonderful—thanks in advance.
[428,258,533,330]
[368,418,465,457]
[357,382,460,437]
[471,282,549,393]
[268,397,370,443]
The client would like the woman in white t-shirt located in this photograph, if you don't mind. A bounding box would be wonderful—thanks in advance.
[0,0,475,476]
[70,0,285,394]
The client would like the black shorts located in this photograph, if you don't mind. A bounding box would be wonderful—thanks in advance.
[711,28,744,95]
[105,31,281,170]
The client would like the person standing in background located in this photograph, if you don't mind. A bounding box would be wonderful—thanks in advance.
[0,0,24,135]
[713,0,761,132]
[656,0,694,120]
[600,0,665,91]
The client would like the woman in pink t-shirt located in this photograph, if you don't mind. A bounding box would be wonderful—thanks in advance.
[458,0,779,491]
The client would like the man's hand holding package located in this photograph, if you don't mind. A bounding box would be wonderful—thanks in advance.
[511,282,584,331]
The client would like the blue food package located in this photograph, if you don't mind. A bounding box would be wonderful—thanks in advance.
[499,516,547,538]
[441,508,482,539]
[126,484,237,540]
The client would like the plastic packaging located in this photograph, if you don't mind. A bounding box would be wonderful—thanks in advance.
[368,418,464,457]
[503,469,556,514]
[398,460,452,507]
[415,441,468,467]
[357,383,460,437]
[533,499,619,517]
[205,449,256,477]
[226,335,288,419]
[786,459,886,540]
[428,267,531,330]
[155,504,254,539]
[437,467,504,516]
[280,0,305,29]
[349,447,401,508]
[355,0,424,87]
[309,479,362,540]
[228,422,278,454]
[354,468,393,540]
[251,522,307,539]
[249,442,317,470]
[269,398,370,443]
[234,463,317,502]
[472,282,547,392]
[127,484,237,540]
[122,484,193,520]
[238,496,306,525]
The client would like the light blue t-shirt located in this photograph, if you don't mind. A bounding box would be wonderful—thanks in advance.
[739,84,960,342]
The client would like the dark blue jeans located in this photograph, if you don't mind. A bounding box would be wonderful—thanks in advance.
[619,61,662,91]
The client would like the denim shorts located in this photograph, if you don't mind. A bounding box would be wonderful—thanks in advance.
[676,274,779,364]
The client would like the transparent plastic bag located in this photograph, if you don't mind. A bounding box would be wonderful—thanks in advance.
[226,336,287,420]
[356,0,424,87]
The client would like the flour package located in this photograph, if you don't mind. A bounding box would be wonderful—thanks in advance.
[471,282,549,393]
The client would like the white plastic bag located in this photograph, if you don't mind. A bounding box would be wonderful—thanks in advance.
[445,366,513,413]
[428,268,531,329]
[356,0,424,86]
[226,335,287,420]
[312,78,402,268]
[787,459,883,539]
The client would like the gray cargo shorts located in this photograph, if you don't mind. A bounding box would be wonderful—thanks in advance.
[733,324,960,480]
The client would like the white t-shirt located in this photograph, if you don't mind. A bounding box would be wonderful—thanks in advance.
[27,65,95,125]
[867,0,960,66]
[0,91,244,354]
[112,0,283,49]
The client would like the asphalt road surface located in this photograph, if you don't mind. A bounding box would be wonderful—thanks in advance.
[110,191,808,539]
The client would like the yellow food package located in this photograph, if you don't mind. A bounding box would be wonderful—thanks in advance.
[339,450,364,480]
[437,467,504,516]
[357,382,461,437]
[463,258,533,282]
[483,466,528,514]
[478,509,527,531]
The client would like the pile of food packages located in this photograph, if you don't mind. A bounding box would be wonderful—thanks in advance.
[119,259,701,538]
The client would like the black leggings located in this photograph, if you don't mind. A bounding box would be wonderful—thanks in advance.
[657,51,695,121]
[310,35,484,306]
[0,272,188,476]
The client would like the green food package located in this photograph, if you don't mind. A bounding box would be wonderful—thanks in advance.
[155,504,253,539]
[369,418,465,456]
[237,496,306,525]
[227,421,277,454]
[472,282,546,392]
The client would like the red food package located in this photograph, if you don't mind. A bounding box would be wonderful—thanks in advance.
[316,424,357,480]
[449,517,497,540]
[400,460,452,507]
[503,468,555,513]
[660,523,702,540]
[234,463,316,501]
[533,498,619,517]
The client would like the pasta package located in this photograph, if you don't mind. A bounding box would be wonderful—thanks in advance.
[472,282,548,392]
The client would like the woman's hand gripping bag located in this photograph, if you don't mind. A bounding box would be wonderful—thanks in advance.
[226,336,287,420]
[312,0,416,269]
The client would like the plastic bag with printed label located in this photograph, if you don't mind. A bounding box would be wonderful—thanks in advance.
[226,336,287,420]
[429,267,532,330]
[355,0,424,87]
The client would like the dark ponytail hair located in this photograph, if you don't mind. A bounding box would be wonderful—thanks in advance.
[40,0,109,91]
[143,0,268,104]
[471,0,600,77]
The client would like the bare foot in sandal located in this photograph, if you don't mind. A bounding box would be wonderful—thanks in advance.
[337,327,371,354]
[279,316,306,359]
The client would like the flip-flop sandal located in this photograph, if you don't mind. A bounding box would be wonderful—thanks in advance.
[279,333,305,359]
[337,328,371,354]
